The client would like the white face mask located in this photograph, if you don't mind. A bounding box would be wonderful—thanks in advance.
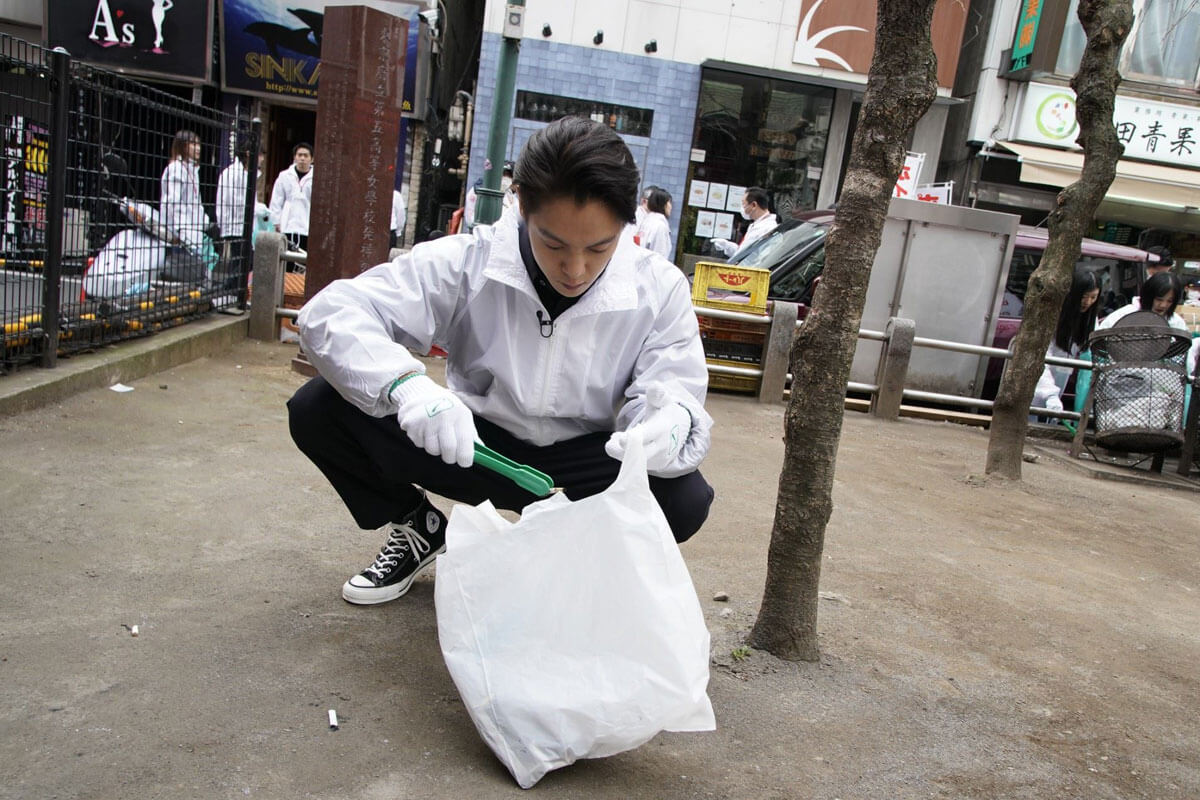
[739,208,753,221]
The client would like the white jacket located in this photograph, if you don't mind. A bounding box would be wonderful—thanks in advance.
[1032,327,1094,411]
[269,166,313,235]
[215,160,248,237]
[159,158,209,251]
[298,212,713,477]
[636,211,672,260]
[711,213,779,259]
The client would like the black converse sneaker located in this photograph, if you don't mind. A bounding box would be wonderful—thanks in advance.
[342,497,448,605]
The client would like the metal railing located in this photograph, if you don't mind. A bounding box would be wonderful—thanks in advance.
[0,33,259,374]
[694,302,1087,423]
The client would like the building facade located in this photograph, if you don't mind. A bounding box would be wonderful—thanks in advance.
[947,0,1200,276]
[469,0,969,268]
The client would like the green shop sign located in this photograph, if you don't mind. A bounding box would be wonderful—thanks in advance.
[1009,0,1045,71]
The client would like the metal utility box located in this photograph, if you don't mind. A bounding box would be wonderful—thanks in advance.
[848,199,1019,398]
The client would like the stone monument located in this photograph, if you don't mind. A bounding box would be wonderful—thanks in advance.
[305,4,407,301]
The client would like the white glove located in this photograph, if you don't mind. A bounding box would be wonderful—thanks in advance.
[392,374,477,468]
[605,387,692,472]
[1045,394,1064,413]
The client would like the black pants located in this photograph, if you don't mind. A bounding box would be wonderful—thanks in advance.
[287,377,714,543]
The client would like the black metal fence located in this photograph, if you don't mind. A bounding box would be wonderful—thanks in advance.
[0,34,260,373]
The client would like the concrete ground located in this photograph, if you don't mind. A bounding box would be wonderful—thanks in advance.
[1,334,1198,799]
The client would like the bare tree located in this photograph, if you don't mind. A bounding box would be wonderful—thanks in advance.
[748,0,938,662]
[985,0,1133,479]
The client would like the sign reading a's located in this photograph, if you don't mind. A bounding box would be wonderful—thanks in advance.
[45,0,213,82]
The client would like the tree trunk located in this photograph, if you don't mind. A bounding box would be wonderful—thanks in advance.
[748,0,938,662]
[985,0,1133,479]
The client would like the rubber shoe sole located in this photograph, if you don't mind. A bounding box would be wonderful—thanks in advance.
[340,543,446,605]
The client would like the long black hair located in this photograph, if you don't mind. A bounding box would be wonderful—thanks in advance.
[1055,267,1100,353]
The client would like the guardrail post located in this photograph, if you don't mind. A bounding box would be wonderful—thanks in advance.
[758,301,798,404]
[871,316,915,419]
[248,232,287,341]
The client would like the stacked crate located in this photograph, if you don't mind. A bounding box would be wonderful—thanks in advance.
[690,262,771,393]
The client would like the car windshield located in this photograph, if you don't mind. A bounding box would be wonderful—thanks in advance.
[731,221,827,272]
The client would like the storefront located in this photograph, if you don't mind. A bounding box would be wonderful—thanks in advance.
[960,0,1200,283]
[470,0,968,267]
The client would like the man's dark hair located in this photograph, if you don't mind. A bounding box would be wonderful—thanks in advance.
[641,185,659,202]
[1139,271,1183,313]
[1145,245,1173,269]
[514,117,638,224]
[744,186,770,209]
[645,187,672,215]
[293,142,313,157]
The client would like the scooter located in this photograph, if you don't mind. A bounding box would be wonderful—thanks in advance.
[83,195,220,301]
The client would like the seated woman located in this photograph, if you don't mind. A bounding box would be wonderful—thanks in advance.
[1033,267,1100,413]
[1099,272,1197,377]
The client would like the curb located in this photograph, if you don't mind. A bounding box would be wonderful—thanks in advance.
[1030,443,1200,494]
[0,314,248,417]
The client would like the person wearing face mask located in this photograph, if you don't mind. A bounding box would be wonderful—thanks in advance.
[288,116,714,606]
[710,187,777,259]
[269,142,314,252]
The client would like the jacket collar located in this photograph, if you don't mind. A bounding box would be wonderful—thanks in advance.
[481,210,640,316]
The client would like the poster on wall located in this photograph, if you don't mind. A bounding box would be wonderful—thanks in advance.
[705,183,728,209]
[725,185,746,213]
[0,117,49,255]
[694,210,715,238]
[220,0,425,115]
[688,180,710,207]
[45,0,213,82]
[713,212,734,239]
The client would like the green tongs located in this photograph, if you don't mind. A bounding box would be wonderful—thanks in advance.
[473,442,558,497]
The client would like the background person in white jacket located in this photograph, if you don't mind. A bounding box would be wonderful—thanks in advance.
[710,187,778,259]
[1032,267,1101,413]
[288,117,715,606]
[635,187,673,260]
[159,129,215,284]
[269,142,313,252]
[215,139,261,286]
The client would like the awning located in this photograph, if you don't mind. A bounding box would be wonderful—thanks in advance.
[998,141,1200,211]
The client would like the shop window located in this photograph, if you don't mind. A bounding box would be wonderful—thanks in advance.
[679,69,834,257]
[1056,0,1200,87]
[514,91,653,137]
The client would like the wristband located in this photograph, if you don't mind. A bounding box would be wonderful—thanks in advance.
[386,370,423,401]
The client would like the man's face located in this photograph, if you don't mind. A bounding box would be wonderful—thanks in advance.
[293,148,313,172]
[521,194,624,298]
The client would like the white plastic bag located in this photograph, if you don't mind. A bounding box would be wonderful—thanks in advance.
[435,431,715,788]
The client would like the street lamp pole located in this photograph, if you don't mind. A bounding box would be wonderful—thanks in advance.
[474,1,525,226]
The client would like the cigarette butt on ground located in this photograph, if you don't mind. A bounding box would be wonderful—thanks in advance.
[130,625,139,637]
[328,709,338,730]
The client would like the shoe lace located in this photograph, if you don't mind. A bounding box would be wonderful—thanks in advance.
[363,522,433,580]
